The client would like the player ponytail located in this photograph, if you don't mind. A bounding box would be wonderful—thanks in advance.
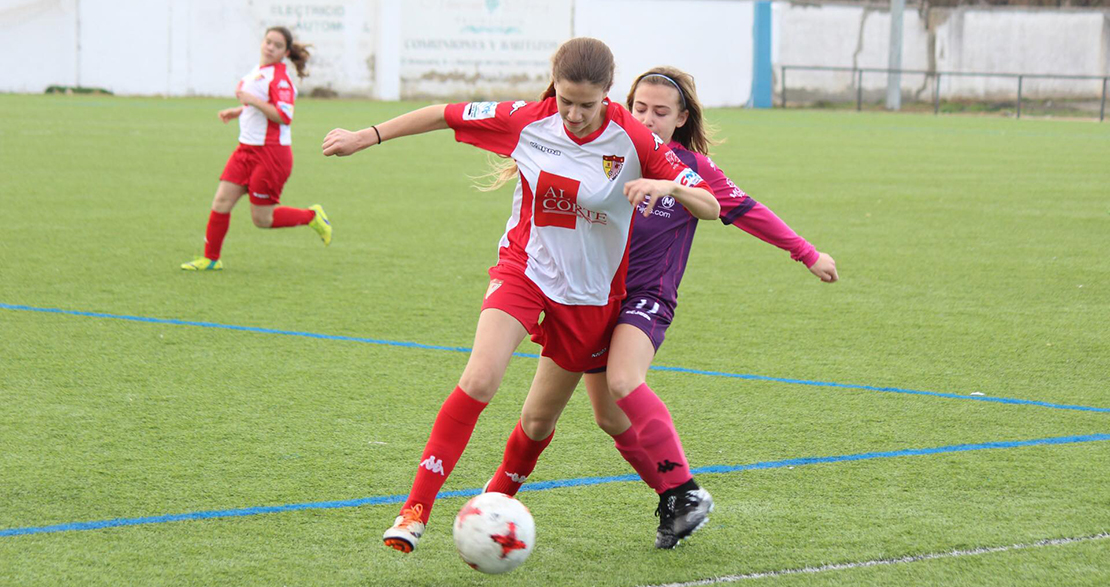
[627,66,716,156]
[268,26,312,78]
[480,38,615,192]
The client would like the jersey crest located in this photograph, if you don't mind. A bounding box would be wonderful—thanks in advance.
[602,155,625,181]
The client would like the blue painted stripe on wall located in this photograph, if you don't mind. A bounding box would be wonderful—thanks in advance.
[751,1,774,108]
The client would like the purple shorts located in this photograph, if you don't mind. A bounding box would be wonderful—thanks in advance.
[585,292,674,373]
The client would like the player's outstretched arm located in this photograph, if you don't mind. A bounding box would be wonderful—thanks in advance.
[322,105,449,157]
[623,179,720,220]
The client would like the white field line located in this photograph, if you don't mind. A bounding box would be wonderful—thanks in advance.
[639,532,1110,587]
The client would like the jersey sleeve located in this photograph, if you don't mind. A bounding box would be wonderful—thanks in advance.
[692,153,755,222]
[701,151,819,267]
[444,100,534,157]
[268,72,295,125]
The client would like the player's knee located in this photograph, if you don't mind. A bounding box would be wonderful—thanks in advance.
[606,369,643,399]
[520,411,556,440]
[458,368,501,402]
[250,210,272,228]
[593,411,626,437]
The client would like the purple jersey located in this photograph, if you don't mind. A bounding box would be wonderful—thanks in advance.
[623,142,819,312]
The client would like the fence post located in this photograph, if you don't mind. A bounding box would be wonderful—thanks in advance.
[933,72,940,115]
[1016,75,1023,119]
[1100,77,1106,122]
[781,66,787,108]
[857,69,863,112]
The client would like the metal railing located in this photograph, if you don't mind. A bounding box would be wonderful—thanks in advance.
[781,65,1108,121]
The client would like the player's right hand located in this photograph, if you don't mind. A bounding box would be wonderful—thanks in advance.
[322,128,366,157]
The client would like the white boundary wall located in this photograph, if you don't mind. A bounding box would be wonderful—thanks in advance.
[2,0,1107,104]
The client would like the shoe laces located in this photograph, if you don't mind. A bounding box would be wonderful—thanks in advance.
[397,504,424,528]
[655,494,677,520]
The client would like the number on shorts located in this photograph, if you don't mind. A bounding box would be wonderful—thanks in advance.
[635,299,660,314]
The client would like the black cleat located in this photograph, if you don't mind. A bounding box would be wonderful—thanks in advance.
[654,479,714,549]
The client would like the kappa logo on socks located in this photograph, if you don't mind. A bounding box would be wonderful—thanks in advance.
[420,455,445,476]
[657,459,684,473]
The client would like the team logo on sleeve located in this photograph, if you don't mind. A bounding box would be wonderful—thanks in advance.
[509,100,527,116]
[664,150,682,168]
[463,101,498,121]
[601,155,625,181]
[652,133,665,150]
[675,168,705,187]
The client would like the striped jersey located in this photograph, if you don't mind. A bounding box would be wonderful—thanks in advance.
[236,62,296,146]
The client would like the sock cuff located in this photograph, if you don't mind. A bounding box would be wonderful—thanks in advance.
[444,386,488,422]
[513,419,554,449]
[614,382,661,419]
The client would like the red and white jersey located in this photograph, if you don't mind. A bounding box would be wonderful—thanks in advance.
[445,98,711,306]
[236,62,296,146]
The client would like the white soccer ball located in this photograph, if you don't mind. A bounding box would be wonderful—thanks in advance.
[453,492,535,574]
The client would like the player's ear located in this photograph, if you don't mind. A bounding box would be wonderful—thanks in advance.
[675,110,689,129]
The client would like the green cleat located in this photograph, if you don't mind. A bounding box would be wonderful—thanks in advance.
[309,204,332,246]
[181,257,223,271]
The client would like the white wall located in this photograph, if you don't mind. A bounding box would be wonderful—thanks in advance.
[775,4,1110,101]
[0,0,79,93]
[575,0,755,107]
[1,0,1107,104]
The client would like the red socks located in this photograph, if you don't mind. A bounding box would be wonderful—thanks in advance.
[271,206,315,228]
[612,427,666,493]
[402,387,488,523]
[487,421,554,496]
[204,210,231,260]
[615,383,692,492]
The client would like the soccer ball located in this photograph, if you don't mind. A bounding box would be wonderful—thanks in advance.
[453,492,535,574]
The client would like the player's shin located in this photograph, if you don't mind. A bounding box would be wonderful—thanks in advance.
[486,420,554,496]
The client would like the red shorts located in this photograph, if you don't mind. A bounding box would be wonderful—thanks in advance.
[219,144,293,205]
[482,264,621,373]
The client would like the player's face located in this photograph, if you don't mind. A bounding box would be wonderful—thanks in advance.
[554,79,608,138]
[261,31,289,66]
[631,83,688,145]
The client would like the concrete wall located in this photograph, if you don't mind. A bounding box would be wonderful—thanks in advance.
[1,0,1107,104]
[776,3,1110,101]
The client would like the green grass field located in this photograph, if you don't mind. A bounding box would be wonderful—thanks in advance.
[1,94,1108,586]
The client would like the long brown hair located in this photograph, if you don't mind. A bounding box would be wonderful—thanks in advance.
[626,66,715,155]
[478,38,615,191]
[268,26,311,78]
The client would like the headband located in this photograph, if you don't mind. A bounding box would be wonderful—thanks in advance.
[641,73,686,110]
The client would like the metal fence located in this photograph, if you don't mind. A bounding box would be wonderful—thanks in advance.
[780,65,1109,121]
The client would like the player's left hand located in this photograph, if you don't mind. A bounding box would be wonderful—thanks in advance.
[809,252,838,283]
[623,179,673,217]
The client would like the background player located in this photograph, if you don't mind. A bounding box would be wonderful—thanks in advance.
[181,26,331,271]
[321,38,719,554]
[484,66,838,549]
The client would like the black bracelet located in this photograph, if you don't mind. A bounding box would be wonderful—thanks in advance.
[371,125,383,145]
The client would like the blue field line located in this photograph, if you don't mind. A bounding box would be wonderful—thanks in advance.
[2,433,1108,538]
[3,302,1107,414]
